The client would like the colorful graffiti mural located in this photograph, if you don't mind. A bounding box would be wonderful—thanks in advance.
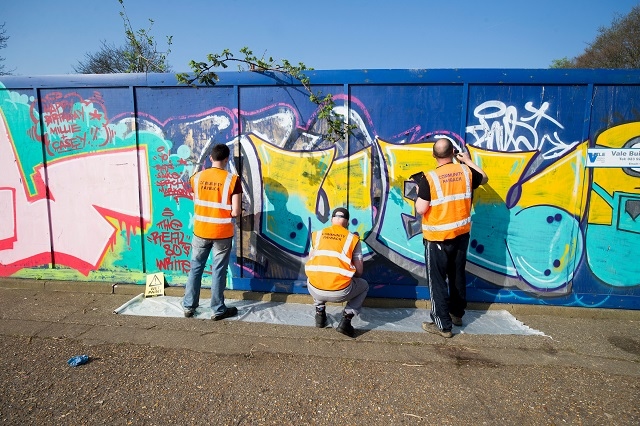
[0,70,638,309]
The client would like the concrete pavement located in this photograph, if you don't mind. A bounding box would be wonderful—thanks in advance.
[0,277,638,424]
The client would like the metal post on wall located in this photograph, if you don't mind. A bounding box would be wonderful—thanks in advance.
[131,84,147,274]
[34,86,58,271]
[459,82,470,148]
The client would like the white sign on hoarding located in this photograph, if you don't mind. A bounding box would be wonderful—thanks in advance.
[586,148,640,168]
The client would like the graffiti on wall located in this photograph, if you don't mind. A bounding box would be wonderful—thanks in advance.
[586,122,640,287]
[0,87,151,277]
[0,79,638,308]
[147,207,191,274]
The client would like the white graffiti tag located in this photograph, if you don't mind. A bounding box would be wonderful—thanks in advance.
[466,101,578,159]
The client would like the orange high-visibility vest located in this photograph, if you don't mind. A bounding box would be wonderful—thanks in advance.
[191,167,238,239]
[305,225,359,291]
[421,163,472,241]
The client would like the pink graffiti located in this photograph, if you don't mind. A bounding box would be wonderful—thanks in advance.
[0,113,151,276]
[35,91,113,156]
[0,187,17,250]
[153,148,193,202]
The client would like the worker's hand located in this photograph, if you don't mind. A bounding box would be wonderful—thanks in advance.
[455,150,471,164]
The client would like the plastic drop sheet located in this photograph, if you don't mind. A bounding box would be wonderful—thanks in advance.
[114,295,546,336]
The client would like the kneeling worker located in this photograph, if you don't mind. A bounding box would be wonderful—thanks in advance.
[304,207,369,338]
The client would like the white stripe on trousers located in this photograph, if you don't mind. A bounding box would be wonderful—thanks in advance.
[426,240,445,331]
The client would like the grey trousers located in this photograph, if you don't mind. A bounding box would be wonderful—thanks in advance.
[307,278,369,315]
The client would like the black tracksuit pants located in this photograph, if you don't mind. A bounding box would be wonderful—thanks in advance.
[425,233,469,331]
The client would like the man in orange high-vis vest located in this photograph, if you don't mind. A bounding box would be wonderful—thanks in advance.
[183,144,242,320]
[415,138,488,338]
[305,207,369,338]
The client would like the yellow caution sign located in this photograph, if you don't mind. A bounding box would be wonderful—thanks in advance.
[145,272,165,297]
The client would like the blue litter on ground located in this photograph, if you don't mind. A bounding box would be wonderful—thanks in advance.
[67,355,89,367]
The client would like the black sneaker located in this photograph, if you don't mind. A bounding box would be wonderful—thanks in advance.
[450,314,463,327]
[184,309,195,318]
[336,313,355,338]
[212,306,238,321]
[315,308,327,328]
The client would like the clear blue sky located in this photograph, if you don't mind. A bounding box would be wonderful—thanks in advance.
[2,0,639,75]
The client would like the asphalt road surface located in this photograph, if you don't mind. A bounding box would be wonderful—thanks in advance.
[0,284,638,425]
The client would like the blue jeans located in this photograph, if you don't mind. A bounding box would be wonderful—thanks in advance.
[183,235,233,316]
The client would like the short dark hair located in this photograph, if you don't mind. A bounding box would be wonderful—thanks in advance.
[211,144,230,161]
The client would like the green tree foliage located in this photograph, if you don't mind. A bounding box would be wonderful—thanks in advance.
[176,48,356,143]
[74,0,172,74]
[550,5,640,68]
[549,57,573,69]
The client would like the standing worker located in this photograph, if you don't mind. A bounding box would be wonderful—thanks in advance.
[305,207,369,338]
[415,138,488,338]
[183,143,242,320]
